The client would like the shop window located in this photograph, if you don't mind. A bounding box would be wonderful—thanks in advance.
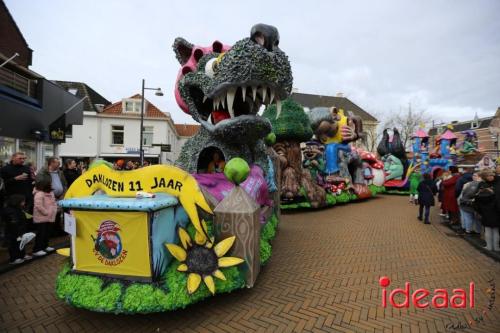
[112,125,124,145]
[19,140,36,166]
[0,137,16,164]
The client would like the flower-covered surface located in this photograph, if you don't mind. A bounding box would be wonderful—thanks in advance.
[56,215,280,313]
[280,185,385,210]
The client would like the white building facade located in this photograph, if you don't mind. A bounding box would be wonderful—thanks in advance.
[59,94,179,164]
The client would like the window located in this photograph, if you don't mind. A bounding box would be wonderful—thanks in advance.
[65,124,73,138]
[143,126,153,146]
[67,88,78,95]
[112,125,124,145]
[123,99,142,113]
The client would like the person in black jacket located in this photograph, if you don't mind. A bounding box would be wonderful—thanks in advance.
[475,169,500,251]
[0,152,34,212]
[417,173,438,224]
[63,159,81,187]
[2,194,30,264]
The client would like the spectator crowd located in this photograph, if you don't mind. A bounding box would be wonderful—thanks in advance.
[0,152,154,265]
[416,162,500,252]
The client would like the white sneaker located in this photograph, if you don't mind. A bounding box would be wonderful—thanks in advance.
[33,250,47,257]
[9,258,24,265]
[45,247,55,252]
[23,255,33,260]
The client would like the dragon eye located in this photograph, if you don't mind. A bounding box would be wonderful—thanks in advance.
[205,58,218,78]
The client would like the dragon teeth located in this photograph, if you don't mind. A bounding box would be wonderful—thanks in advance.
[203,96,207,103]
[241,86,246,102]
[221,95,225,109]
[260,86,267,103]
[269,90,275,104]
[251,86,257,101]
[276,99,282,118]
[227,87,236,118]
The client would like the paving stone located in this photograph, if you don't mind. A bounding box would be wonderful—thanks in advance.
[0,196,499,332]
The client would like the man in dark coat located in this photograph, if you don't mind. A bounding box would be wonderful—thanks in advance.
[417,173,438,224]
[0,152,34,212]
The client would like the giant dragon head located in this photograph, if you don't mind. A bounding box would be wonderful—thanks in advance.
[173,24,293,143]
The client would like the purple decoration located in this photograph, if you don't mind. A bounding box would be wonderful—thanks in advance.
[194,166,272,223]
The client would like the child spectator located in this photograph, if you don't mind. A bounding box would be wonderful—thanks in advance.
[416,173,438,224]
[2,194,32,264]
[32,176,57,257]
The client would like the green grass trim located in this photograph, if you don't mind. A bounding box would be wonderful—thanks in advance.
[55,218,246,313]
[260,213,279,265]
[281,185,386,210]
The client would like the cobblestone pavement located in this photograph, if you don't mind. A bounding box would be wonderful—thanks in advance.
[1,195,499,332]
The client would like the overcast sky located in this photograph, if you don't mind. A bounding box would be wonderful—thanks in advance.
[5,0,500,125]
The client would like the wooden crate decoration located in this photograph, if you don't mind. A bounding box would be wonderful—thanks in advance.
[213,186,261,287]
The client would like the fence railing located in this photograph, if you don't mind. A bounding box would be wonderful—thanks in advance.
[0,66,37,97]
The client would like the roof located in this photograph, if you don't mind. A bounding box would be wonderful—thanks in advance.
[175,124,200,137]
[429,117,493,135]
[102,94,168,119]
[412,129,429,138]
[53,81,110,112]
[439,129,458,141]
[290,92,378,122]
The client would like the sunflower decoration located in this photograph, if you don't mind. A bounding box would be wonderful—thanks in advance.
[165,221,244,295]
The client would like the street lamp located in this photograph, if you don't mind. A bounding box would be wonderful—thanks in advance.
[140,79,163,165]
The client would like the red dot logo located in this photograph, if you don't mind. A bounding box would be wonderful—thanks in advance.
[379,276,391,287]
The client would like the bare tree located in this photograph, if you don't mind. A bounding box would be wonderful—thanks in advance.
[383,103,432,150]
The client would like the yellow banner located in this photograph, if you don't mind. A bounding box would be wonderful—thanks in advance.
[73,211,151,278]
[65,165,211,237]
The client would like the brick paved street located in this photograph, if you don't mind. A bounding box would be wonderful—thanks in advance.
[1,195,499,333]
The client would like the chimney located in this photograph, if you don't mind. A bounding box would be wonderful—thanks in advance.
[336,92,344,98]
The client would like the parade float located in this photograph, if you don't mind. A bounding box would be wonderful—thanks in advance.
[54,23,286,313]
[263,101,385,209]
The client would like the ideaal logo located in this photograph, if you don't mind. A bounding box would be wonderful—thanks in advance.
[379,276,497,332]
[379,276,475,308]
[91,220,127,266]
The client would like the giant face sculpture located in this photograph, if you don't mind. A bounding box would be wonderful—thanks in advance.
[174,24,293,144]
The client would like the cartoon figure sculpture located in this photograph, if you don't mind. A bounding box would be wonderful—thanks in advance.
[377,128,407,180]
[302,141,326,185]
[263,99,326,207]
[459,130,478,154]
[383,154,404,180]
[175,24,292,176]
[309,107,364,175]
[308,107,369,197]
